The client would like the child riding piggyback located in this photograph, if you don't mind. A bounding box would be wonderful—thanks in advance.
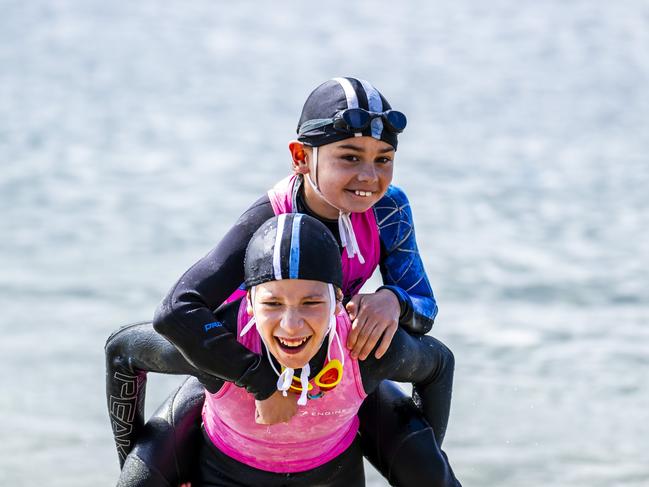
[154,77,453,452]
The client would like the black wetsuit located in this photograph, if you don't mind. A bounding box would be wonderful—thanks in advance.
[106,300,459,487]
[109,179,458,485]
[152,181,440,383]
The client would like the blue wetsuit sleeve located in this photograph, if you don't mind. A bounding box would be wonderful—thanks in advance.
[374,186,438,334]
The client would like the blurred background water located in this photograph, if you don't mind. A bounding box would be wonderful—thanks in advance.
[1,1,648,485]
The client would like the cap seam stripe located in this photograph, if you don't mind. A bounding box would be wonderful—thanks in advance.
[273,214,286,280]
[358,79,384,139]
[288,214,303,279]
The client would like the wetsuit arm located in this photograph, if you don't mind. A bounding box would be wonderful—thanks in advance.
[157,298,277,399]
[375,186,438,334]
[174,301,278,400]
[359,328,455,446]
[152,196,276,385]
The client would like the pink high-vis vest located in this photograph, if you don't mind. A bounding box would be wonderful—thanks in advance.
[202,297,367,473]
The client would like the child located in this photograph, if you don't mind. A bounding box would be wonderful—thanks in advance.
[107,215,459,486]
[150,77,454,481]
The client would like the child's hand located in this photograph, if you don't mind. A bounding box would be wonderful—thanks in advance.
[255,390,299,425]
[345,289,400,360]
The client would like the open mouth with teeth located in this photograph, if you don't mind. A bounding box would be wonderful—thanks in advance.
[348,189,374,197]
[274,336,312,354]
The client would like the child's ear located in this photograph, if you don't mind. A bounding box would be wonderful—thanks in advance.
[246,291,254,315]
[288,140,310,175]
[335,288,344,315]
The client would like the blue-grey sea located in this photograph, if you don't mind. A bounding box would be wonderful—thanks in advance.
[1,1,647,485]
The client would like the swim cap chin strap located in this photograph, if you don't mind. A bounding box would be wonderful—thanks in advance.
[305,147,365,264]
[241,284,343,407]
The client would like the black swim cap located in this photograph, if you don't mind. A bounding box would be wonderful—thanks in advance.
[244,213,343,289]
[297,77,401,150]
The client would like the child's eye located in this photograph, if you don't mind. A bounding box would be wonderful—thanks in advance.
[341,155,360,162]
[303,300,325,306]
[375,157,393,164]
[261,301,282,307]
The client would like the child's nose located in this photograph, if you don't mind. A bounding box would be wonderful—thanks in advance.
[357,162,378,183]
[280,307,305,333]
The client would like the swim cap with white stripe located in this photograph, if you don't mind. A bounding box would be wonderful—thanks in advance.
[243,214,343,289]
[296,77,400,149]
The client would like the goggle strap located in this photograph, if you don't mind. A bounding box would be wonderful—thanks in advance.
[333,326,345,368]
[298,118,334,135]
[327,284,335,362]
[327,330,332,362]
[299,109,405,139]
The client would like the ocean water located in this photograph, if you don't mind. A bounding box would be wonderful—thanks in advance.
[1,1,648,485]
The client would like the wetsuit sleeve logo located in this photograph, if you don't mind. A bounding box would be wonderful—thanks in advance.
[204,321,223,332]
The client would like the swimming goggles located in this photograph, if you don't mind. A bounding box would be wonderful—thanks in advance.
[287,358,343,400]
[298,108,407,136]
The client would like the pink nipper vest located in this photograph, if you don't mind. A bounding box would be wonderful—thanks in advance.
[268,175,381,296]
[202,297,367,473]
[225,174,381,305]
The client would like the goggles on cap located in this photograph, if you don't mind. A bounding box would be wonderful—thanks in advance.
[298,108,407,137]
